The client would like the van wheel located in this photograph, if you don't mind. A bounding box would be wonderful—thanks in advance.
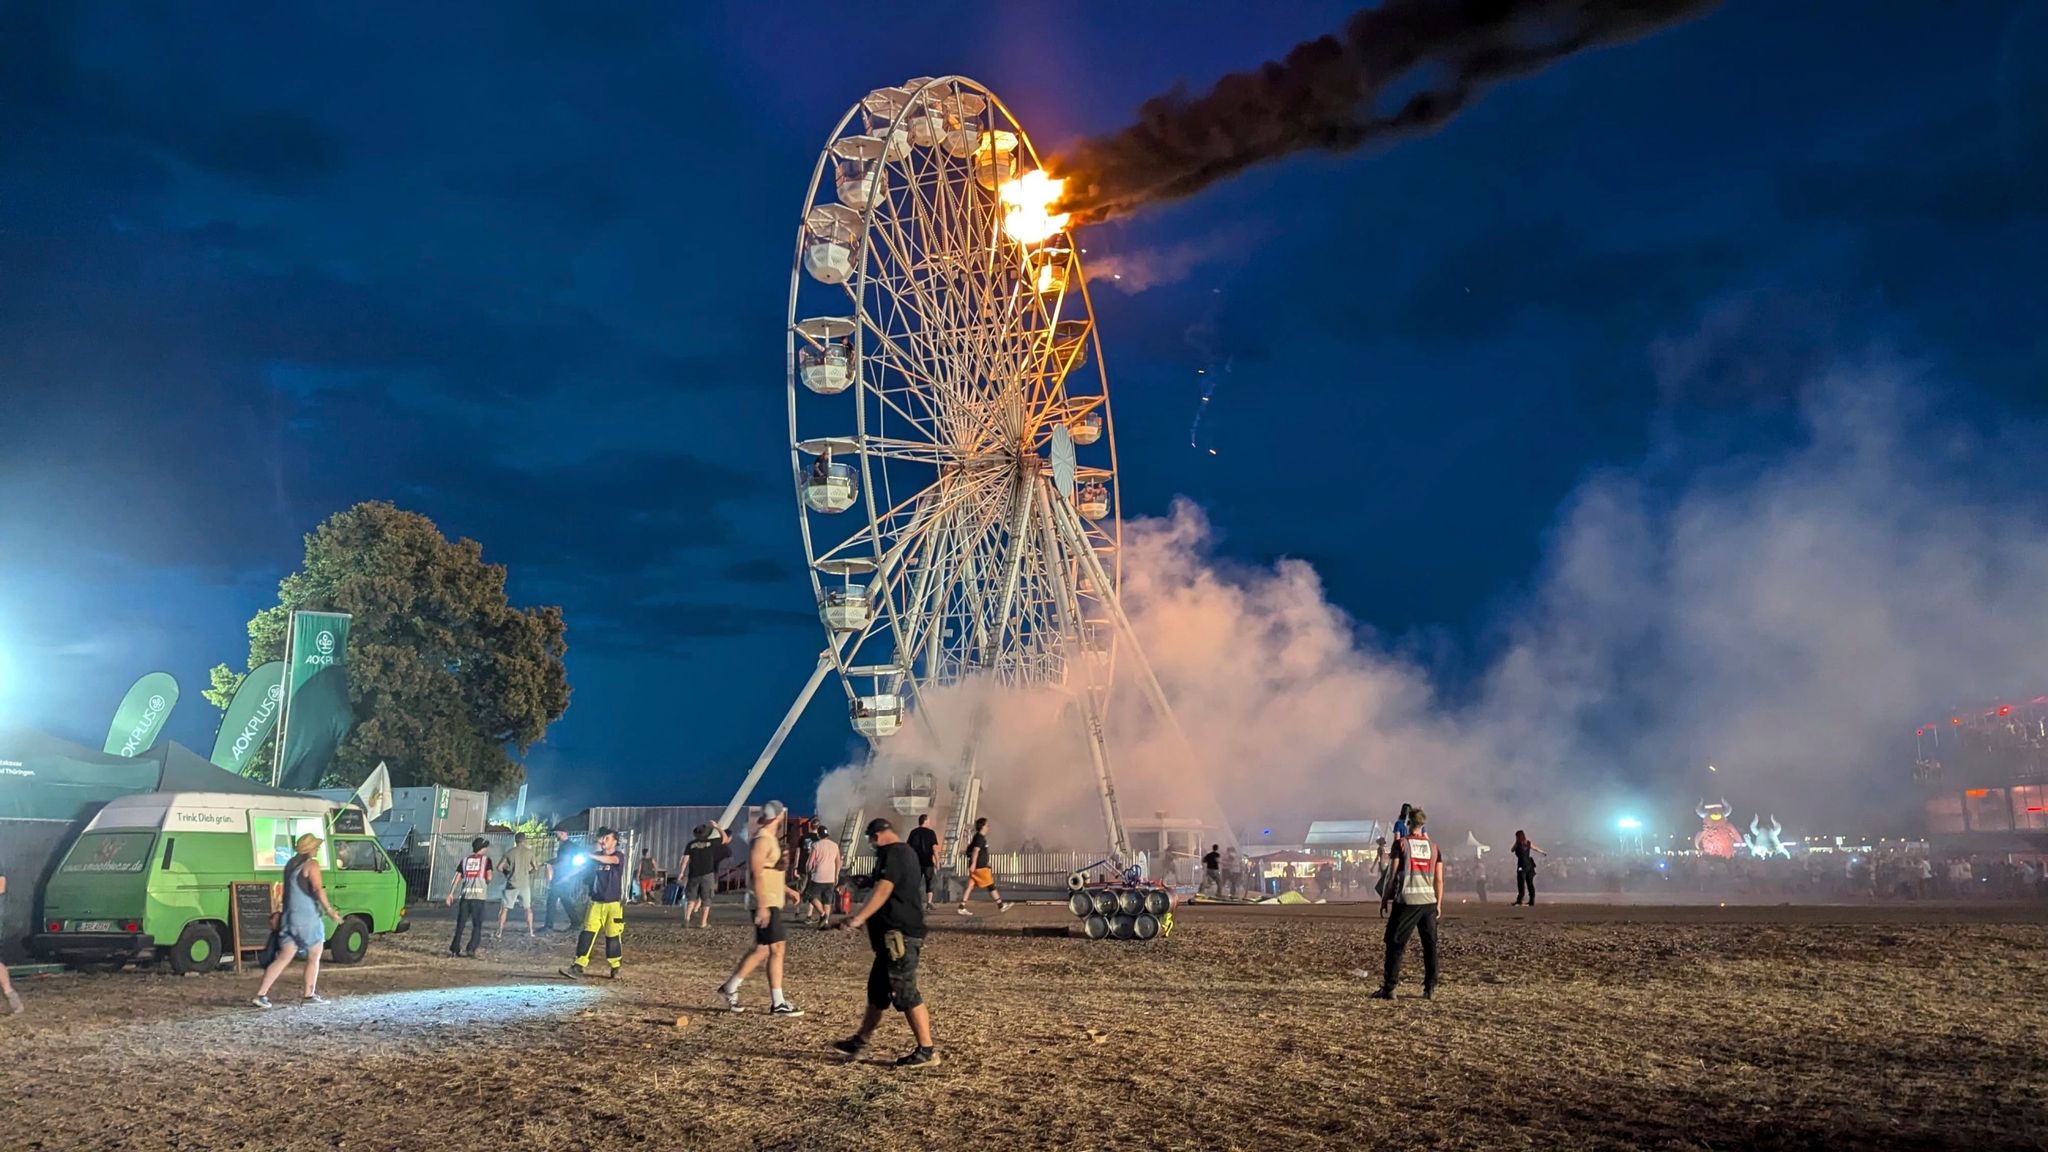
[328,916,371,965]
[169,923,223,975]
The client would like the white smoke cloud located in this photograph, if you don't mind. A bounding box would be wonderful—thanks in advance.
[819,351,2048,849]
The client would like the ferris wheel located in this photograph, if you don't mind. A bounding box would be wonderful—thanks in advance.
[719,76,1182,868]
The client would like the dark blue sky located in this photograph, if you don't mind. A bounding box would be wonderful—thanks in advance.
[2,2,2042,815]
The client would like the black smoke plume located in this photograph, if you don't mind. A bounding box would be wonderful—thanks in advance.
[1056,0,1719,223]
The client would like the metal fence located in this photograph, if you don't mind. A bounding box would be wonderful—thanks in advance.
[400,830,643,907]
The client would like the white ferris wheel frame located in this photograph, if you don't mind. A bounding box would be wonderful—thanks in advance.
[722,76,1187,869]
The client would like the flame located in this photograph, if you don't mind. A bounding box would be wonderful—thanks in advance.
[1001,170,1070,245]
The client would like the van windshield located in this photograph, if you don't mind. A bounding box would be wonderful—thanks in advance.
[61,832,157,875]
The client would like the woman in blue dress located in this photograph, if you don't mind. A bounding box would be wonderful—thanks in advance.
[254,833,344,1008]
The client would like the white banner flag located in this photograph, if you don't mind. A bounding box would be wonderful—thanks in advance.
[354,762,393,823]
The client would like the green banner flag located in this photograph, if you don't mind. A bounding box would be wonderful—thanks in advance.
[104,671,180,757]
[209,660,286,772]
[276,611,355,790]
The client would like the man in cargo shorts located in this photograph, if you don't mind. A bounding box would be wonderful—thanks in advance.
[833,817,938,1068]
[496,831,539,937]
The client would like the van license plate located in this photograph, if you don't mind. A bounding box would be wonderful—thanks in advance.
[78,920,116,933]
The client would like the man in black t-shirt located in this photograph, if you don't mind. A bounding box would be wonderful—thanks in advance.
[1200,844,1223,897]
[682,823,730,929]
[833,817,938,1069]
[904,814,940,908]
[957,816,1012,916]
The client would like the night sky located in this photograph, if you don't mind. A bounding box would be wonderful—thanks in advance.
[3,2,2042,816]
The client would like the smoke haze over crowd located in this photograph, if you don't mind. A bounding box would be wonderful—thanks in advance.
[1055,0,1719,223]
[821,337,2048,850]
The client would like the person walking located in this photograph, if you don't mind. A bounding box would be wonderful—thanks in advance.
[1512,830,1546,906]
[254,833,344,1007]
[1373,807,1443,1000]
[832,817,938,1069]
[445,836,494,957]
[682,823,729,929]
[543,828,582,932]
[560,828,626,980]
[956,816,1012,915]
[1220,847,1240,899]
[905,814,941,907]
[0,871,22,1013]
[1200,844,1223,898]
[496,832,539,938]
[718,802,803,1015]
[802,826,842,926]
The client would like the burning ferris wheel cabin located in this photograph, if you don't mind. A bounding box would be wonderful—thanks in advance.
[720,76,1189,873]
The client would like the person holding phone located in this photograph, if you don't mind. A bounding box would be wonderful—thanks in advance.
[254,833,343,1008]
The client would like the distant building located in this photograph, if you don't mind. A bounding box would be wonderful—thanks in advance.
[1913,699,2048,852]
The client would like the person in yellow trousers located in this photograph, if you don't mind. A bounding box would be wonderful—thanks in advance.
[559,827,625,980]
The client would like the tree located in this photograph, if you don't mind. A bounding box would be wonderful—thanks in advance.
[202,663,245,711]
[232,501,571,795]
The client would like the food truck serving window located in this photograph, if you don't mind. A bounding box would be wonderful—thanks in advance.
[251,814,331,868]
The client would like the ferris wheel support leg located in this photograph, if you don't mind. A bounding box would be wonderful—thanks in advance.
[1036,477,1132,869]
[1049,492,1187,743]
[719,652,835,830]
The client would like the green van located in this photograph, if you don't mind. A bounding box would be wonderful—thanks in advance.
[31,790,409,973]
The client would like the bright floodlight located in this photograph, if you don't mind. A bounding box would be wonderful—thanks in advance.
[1617,816,1642,830]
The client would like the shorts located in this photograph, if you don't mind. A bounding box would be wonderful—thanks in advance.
[754,906,788,946]
[687,874,717,903]
[502,885,532,910]
[865,931,924,1011]
[280,919,326,952]
[969,867,995,888]
[920,865,938,895]
[802,880,836,904]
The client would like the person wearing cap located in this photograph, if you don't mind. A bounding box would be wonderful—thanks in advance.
[717,801,804,1015]
[560,828,626,979]
[1374,806,1444,1000]
[832,817,938,1069]
[682,823,729,929]
[253,832,343,1008]
[445,836,495,958]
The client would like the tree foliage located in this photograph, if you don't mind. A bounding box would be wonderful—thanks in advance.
[202,663,245,711]
[238,501,571,795]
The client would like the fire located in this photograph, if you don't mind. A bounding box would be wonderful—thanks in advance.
[1000,170,1070,245]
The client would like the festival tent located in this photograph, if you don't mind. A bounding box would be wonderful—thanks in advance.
[0,728,297,821]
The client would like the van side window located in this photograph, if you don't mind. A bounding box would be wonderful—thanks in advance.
[335,840,381,872]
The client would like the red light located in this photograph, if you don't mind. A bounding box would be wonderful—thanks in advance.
[1952,717,1962,725]
[45,921,60,933]
[1998,706,2012,716]
[122,921,141,933]
[2028,807,2047,813]
[1966,789,1989,798]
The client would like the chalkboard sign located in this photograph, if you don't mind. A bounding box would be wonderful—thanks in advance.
[330,808,367,836]
[231,882,275,952]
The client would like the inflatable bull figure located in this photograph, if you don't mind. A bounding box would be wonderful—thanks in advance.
[1743,814,1790,859]
[1694,798,1742,858]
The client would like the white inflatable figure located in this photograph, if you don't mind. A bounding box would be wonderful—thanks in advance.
[1466,831,1491,860]
[1742,814,1791,859]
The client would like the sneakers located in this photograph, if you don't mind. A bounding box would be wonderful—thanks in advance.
[894,1046,942,1069]
[720,986,744,1013]
[1423,986,1436,1001]
[5,990,22,1015]
[606,967,620,981]
[832,1035,868,1058]
[252,995,274,1009]
[559,965,584,980]
[956,907,974,917]
[771,1001,805,1017]
[1368,988,1394,1000]
[998,901,1015,913]
[304,993,328,1005]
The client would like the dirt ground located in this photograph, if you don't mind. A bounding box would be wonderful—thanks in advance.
[2,898,2044,1152]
